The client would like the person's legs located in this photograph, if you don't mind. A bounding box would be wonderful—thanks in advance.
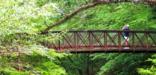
[125,36,129,46]
[123,33,128,46]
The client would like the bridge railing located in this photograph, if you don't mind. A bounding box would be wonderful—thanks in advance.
[43,30,156,52]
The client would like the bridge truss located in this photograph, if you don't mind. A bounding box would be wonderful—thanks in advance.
[43,30,156,53]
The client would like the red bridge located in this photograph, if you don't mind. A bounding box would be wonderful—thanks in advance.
[44,30,156,53]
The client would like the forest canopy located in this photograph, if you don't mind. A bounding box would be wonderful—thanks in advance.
[0,0,156,75]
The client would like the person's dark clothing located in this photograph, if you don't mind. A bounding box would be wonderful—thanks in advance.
[122,25,130,37]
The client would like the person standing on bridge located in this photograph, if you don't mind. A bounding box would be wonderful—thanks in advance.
[122,24,130,46]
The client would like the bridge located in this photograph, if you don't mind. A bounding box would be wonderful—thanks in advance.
[43,30,156,53]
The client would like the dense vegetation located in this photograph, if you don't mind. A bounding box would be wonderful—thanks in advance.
[0,0,156,75]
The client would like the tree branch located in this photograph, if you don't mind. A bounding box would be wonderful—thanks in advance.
[40,2,100,34]
[40,0,156,34]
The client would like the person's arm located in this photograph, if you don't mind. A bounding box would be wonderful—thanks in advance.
[122,26,125,30]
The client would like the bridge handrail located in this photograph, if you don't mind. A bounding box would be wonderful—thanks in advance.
[50,30,156,33]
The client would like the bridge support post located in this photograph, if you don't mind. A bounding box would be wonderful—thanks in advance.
[74,32,77,50]
[145,32,149,49]
[132,32,135,51]
[89,32,93,50]
[58,36,61,50]
[118,32,121,50]
[104,32,107,50]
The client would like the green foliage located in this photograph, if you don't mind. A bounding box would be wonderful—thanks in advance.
[0,0,156,75]
[0,49,67,75]
[138,68,155,75]
[97,53,150,75]
[56,3,152,31]
[138,54,156,75]
[0,0,68,74]
[0,0,60,35]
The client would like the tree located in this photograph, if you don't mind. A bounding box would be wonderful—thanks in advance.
[40,0,156,34]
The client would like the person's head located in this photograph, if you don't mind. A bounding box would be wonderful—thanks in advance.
[125,24,129,27]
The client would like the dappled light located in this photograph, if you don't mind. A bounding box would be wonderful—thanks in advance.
[0,0,156,75]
